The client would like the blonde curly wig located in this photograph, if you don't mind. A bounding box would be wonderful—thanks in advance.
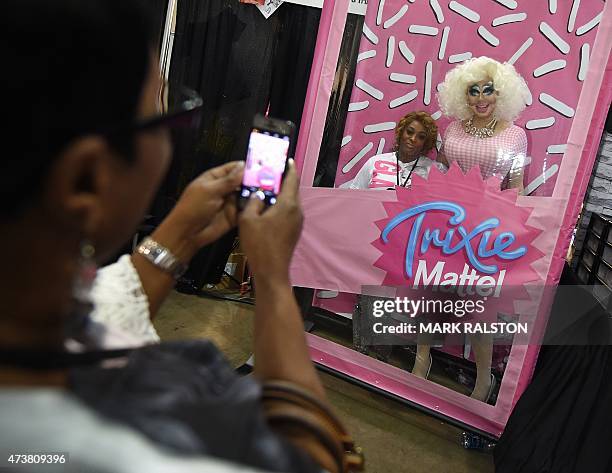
[437,56,530,122]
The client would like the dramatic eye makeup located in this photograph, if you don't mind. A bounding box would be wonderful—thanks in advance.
[468,82,495,97]
[468,85,480,97]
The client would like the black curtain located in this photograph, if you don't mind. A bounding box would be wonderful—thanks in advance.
[152,0,320,288]
[268,4,321,137]
[314,14,364,188]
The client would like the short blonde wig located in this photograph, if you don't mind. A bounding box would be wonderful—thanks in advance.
[437,56,530,122]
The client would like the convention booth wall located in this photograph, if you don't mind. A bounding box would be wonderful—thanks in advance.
[291,0,612,436]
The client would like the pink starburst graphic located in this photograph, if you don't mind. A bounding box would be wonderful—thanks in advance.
[371,164,544,320]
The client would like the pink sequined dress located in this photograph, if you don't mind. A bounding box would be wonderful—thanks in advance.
[443,120,528,185]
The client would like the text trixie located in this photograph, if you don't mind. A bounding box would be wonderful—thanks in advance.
[381,201,527,278]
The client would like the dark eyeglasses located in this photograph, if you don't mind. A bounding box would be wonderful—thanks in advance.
[103,84,203,136]
[138,84,203,131]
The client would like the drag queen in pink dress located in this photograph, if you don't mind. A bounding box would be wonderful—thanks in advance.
[438,56,529,192]
[413,56,530,401]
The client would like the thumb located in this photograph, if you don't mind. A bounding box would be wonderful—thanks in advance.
[277,159,299,202]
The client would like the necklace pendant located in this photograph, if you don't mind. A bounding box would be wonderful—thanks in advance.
[464,118,497,139]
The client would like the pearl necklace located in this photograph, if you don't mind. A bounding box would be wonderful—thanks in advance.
[464,117,498,139]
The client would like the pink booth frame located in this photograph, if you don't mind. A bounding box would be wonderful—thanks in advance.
[291,0,612,437]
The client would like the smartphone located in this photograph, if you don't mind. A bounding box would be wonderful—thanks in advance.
[238,114,296,209]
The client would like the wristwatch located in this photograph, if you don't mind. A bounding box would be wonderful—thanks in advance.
[136,237,187,279]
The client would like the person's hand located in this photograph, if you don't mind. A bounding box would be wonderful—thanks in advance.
[151,161,244,262]
[238,159,303,286]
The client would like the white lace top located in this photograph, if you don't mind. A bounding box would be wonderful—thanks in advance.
[88,255,160,348]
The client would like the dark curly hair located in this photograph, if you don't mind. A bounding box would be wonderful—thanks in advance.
[394,111,438,155]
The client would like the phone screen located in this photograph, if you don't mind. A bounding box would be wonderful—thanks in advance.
[240,128,291,205]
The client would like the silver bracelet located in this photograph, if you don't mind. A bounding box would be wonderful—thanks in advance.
[136,237,187,279]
